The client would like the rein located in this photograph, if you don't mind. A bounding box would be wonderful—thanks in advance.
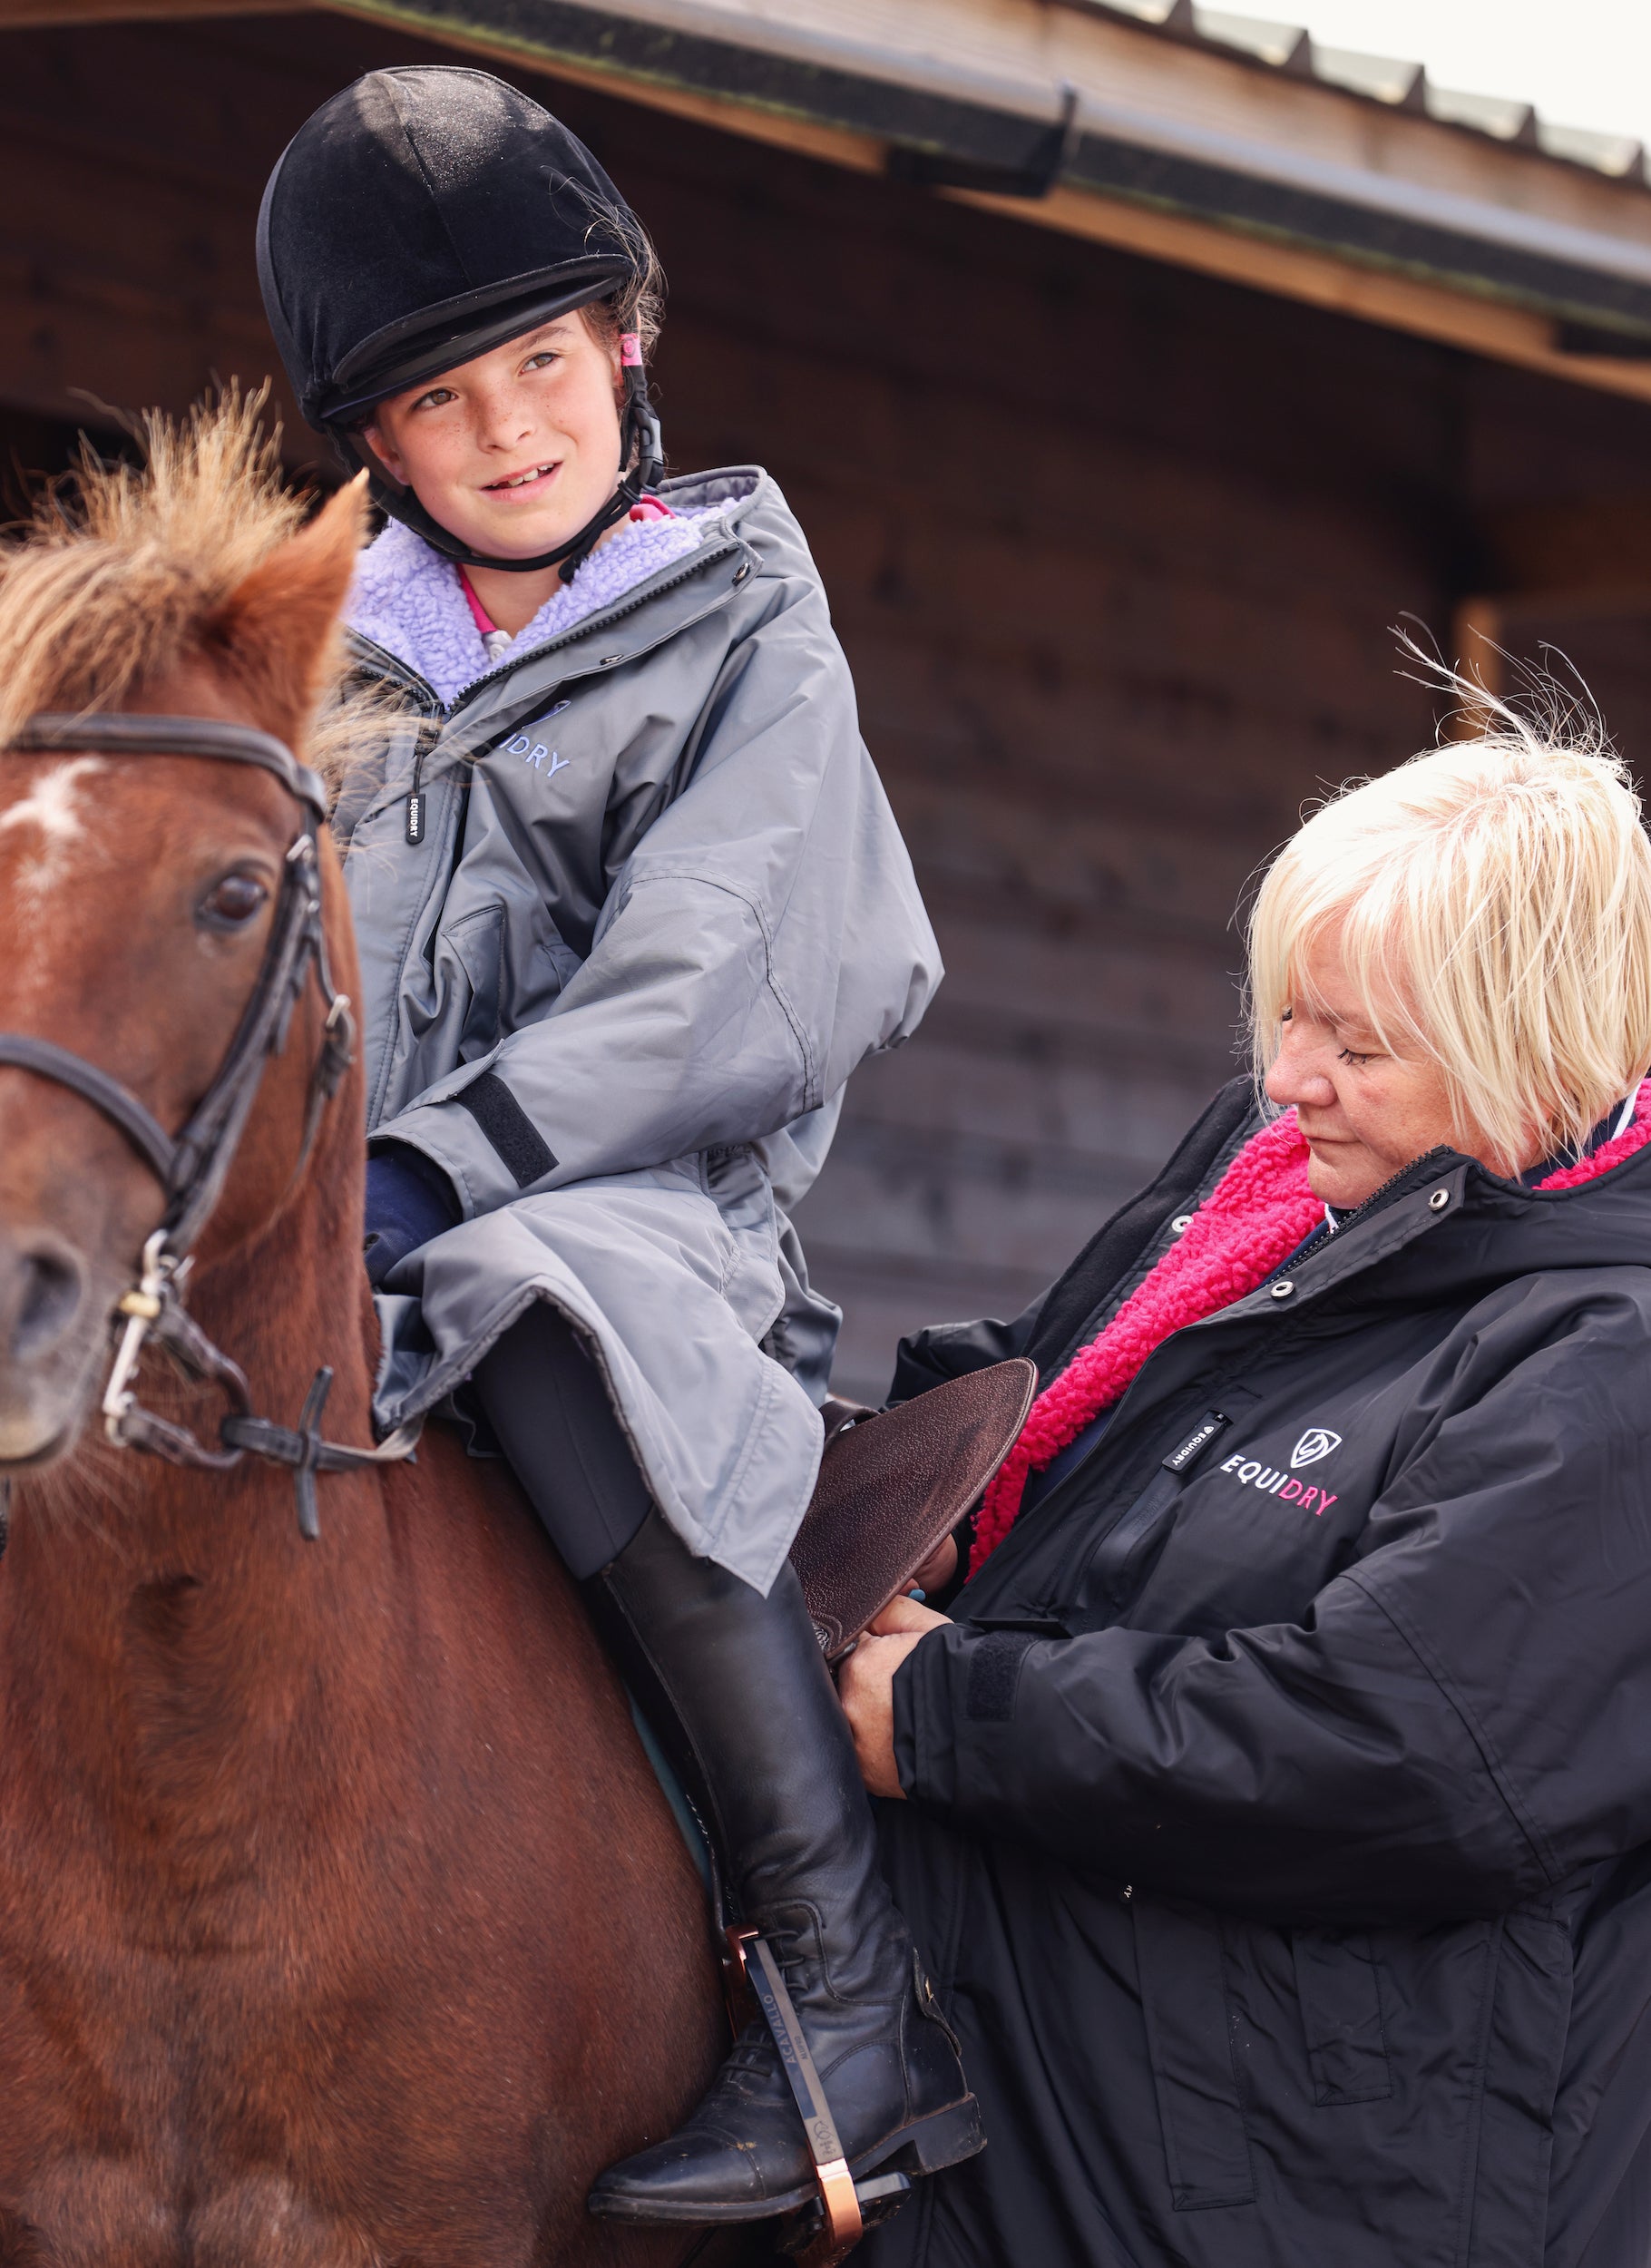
[0,713,419,1536]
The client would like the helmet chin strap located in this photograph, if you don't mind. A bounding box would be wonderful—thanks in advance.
[345,337,665,583]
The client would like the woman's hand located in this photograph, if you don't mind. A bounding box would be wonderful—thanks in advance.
[838,1594,949,1799]
[910,1531,958,1596]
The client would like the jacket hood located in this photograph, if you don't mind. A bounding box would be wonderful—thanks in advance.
[1324,1079,1651,1306]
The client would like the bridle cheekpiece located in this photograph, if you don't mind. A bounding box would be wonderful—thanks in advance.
[0,713,419,1534]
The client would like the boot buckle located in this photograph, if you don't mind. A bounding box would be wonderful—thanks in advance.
[721,1922,759,2037]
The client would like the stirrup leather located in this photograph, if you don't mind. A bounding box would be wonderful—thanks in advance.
[727,1925,864,2261]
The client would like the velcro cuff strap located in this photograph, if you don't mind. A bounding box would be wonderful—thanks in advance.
[454,1071,556,1188]
[965,1629,1037,1723]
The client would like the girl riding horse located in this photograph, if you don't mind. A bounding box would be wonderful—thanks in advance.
[257,64,982,2237]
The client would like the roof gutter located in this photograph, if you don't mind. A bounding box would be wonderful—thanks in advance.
[327,0,1651,359]
[1066,101,1651,333]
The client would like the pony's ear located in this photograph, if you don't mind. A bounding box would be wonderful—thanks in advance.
[207,473,369,741]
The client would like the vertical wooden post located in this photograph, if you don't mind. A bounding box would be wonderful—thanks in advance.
[1449,596,1504,737]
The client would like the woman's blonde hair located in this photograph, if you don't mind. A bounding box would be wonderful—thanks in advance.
[1247,682,1651,1173]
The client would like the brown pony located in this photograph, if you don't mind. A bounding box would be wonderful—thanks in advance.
[0,402,732,2265]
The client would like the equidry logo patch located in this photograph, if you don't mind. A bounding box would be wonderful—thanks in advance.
[1219,1451,1338,1516]
[1291,1428,1341,1469]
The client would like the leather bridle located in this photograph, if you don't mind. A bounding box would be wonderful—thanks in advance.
[0,713,418,1534]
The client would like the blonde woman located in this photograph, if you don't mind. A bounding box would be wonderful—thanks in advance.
[842,715,1651,2268]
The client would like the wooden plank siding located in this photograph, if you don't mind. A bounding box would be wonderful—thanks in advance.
[4,13,1651,1400]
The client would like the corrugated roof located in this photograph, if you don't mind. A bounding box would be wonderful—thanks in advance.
[1099,0,1646,185]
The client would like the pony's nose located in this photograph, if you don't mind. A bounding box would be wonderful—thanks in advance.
[0,1229,88,1365]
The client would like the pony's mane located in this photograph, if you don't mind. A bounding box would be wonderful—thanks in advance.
[0,389,375,791]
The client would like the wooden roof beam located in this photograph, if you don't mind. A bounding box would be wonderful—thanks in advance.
[0,1,314,22]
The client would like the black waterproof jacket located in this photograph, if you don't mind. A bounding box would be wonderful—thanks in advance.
[864,1079,1651,2268]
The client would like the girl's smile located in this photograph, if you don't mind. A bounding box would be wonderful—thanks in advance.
[483,460,562,495]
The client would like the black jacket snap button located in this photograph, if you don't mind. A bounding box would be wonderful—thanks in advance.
[1170,1215,1194,1234]
[1270,1279,1294,1299]
[1429,1188,1450,1211]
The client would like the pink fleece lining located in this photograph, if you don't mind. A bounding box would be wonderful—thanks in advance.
[1534,1082,1651,1188]
[971,1112,1321,1570]
[971,1079,1651,1574]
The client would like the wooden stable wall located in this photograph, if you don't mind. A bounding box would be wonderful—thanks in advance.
[5,13,1651,1399]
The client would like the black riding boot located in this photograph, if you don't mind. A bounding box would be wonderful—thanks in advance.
[583,1510,982,2228]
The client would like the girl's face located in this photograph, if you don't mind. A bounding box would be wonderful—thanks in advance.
[362,313,624,560]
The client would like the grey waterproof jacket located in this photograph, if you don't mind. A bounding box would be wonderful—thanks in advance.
[865,1077,1651,2268]
[337,468,939,1589]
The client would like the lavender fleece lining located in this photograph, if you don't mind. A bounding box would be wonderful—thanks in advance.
[347,511,710,709]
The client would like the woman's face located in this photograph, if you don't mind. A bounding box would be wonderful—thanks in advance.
[362,314,623,560]
[1265,929,1520,1208]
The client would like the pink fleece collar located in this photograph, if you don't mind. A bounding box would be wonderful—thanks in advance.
[1535,1082,1651,1188]
[972,1080,1651,1574]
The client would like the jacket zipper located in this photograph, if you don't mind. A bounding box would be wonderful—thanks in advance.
[347,635,443,713]
[347,531,750,1126]
[353,537,745,844]
[1333,1146,1457,1230]
[1075,1148,1458,1479]
[1062,1411,1234,1629]
[346,640,444,845]
[1252,1147,1459,1294]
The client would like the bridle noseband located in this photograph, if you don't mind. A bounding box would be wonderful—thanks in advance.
[0,714,419,1534]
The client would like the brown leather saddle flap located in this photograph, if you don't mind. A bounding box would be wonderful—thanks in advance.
[789,1358,1037,1662]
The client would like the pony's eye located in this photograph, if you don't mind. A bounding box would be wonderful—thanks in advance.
[198,871,269,931]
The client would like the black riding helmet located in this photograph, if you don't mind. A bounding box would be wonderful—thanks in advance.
[257,64,664,578]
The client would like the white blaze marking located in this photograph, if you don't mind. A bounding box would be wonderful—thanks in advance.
[0,758,107,917]
[0,760,109,1006]
[0,757,104,847]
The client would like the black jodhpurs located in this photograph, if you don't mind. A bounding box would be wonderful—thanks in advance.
[474,1300,654,1580]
